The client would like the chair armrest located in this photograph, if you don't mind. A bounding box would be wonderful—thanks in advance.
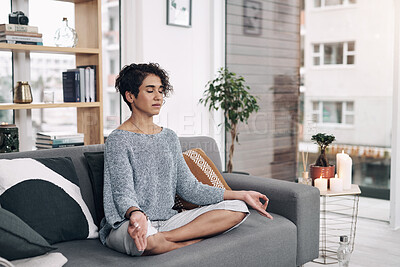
[222,173,320,266]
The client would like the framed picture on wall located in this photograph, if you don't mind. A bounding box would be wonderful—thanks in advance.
[167,0,192,28]
[243,0,262,36]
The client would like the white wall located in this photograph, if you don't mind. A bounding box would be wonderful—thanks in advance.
[120,0,225,162]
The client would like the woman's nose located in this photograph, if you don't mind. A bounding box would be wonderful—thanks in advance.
[154,91,162,100]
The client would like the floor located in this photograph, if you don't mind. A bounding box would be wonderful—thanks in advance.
[305,197,400,267]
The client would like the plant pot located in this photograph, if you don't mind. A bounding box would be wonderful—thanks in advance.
[309,164,335,187]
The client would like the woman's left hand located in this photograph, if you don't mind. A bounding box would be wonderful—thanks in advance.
[241,191,273,219]
[224,190,273,219]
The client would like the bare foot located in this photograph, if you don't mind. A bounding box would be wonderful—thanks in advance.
[143,233,202,256]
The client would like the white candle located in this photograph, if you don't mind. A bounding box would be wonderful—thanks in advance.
[314,177,327,192]
[330,175,343,192]
[338,155,352,190]
[336,150,347,176]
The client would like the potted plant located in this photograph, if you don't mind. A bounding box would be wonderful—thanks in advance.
[199,68,259,173]
[309,133,336,184]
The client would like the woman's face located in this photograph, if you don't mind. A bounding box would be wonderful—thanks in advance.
[130,74,164,116]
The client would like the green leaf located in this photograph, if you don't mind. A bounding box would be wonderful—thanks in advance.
[199,67,259,145]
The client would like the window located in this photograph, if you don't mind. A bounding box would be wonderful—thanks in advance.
[0,2,12,123]
[110,59,115,74]
[314,0,356,8]
[109,17,115,31]
[29,0,77,134]
[0,52,13,124]
[313,42,355,66]
[312,101,354,125]
[301,0,394,203]
[102,0,120,133]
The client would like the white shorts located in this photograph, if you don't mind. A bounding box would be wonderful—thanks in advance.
[105,200,249,256]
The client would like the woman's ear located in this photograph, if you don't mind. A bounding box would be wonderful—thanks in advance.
[125,91,134,103]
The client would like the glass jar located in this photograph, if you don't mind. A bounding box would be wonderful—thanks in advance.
[54,17,78,47]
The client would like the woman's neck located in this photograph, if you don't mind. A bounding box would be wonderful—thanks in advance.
[129,114,155,134]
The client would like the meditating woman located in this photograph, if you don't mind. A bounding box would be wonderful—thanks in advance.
[99,63,273,256]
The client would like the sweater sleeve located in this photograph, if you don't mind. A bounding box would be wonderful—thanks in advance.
[173,134,225,205]
[103,135,140,228]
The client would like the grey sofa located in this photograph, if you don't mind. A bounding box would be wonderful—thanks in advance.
[0,136,320,267]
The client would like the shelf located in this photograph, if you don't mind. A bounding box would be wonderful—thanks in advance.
[0,102,101,110]
[0,43,100,55]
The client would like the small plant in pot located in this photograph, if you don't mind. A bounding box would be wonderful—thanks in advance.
[309,133,336,185]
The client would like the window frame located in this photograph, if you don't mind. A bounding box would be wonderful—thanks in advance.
[312,41,356,67]
[312,100,355,126]
[313,0,356,9]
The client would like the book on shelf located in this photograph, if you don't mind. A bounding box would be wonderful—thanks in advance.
[78,65,96,102]
[36,142,84,149]
[67,68,86,102]
[36,131,84,140]
[62,70,81,102]
[0,24,38,33]
[0,35,43,43]
[0,31,42,38]
[0,40,43,45]
[64,65,96,102]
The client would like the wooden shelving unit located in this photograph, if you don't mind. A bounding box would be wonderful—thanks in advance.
[3,0,103,146]
[0,43,100,55]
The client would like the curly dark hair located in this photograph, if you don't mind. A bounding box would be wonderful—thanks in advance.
[115,63,173,111]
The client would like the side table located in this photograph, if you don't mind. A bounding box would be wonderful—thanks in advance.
[313,184,361,264]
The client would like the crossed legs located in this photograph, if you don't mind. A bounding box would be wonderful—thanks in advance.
[143,210,247,255]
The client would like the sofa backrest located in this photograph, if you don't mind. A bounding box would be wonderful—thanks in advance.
[0,135,222,223]
[179,136,222,171]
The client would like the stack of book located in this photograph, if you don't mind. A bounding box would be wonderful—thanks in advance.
[62,65,96,102]
[0,24,43,45]
[36,132,84,149]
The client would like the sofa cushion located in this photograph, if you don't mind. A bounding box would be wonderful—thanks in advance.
[0,207,55,261]
[174,148,231,210]
[0,157,98,244]
[84,151,105,227]
[53,212,297,267]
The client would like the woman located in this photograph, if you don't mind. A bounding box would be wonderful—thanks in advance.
[99,63,273,256]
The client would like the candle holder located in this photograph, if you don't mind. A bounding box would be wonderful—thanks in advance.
[298,171,312,186]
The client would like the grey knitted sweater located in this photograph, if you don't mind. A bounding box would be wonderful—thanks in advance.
[99,128,225,244]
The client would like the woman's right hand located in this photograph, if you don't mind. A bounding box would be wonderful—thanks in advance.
[127,212,148,252]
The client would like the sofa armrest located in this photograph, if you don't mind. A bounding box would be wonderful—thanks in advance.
[222,173,320,266]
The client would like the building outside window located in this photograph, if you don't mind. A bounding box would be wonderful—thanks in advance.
[312,42,355,65]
